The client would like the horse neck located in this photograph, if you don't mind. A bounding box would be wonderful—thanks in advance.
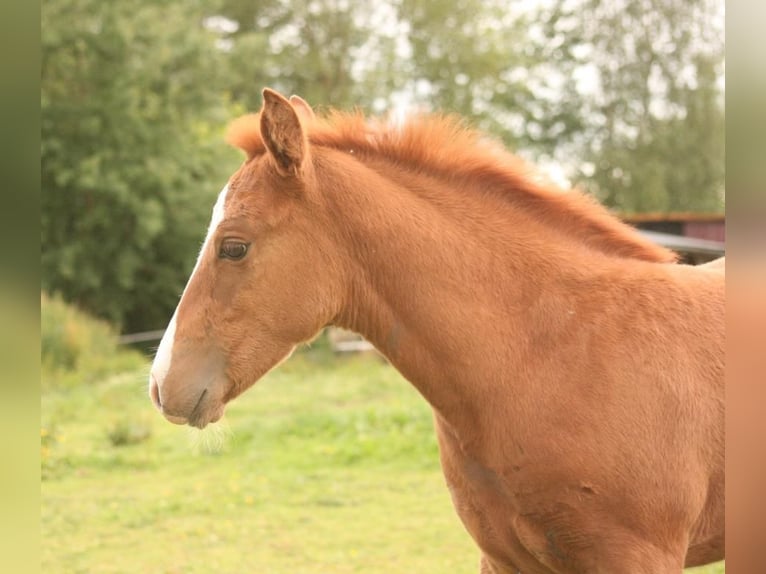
[321,150,611,428]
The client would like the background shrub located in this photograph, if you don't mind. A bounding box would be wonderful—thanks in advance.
[41,292,145,390]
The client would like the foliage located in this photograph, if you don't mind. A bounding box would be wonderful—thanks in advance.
[41,0,242,331]
[41,0,724,332]
[527,0,725,212]
[216,0,402,111]
[399,0,537,143]
[41,292,144,390]
[218,0,538,141]
[41,353,724,572]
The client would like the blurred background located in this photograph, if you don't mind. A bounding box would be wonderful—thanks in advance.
[42,0,725,335]
[40,0,725,572]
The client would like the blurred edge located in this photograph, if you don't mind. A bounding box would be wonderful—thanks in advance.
[8,0,766,571]
[726,0,766,572]
[0,0,42,572]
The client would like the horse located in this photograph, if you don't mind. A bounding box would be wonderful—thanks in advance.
[149,88,724,573]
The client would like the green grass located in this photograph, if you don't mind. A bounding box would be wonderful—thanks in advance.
[41,351,724,573]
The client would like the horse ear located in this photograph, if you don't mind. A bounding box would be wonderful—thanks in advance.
[260,88,308,177]
[289,94,315,122]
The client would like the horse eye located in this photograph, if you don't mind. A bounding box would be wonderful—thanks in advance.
[219,241,249,260]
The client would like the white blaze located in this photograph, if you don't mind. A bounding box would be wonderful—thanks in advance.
[150,184,230,387]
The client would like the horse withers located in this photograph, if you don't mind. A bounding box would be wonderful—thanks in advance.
[149,89,724,573]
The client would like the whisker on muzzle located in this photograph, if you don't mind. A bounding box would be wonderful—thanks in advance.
[187,418,231,455]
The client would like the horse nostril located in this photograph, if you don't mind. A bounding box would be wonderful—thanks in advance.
[149,376,162,410]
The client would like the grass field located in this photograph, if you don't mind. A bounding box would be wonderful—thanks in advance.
[41,349,724,573]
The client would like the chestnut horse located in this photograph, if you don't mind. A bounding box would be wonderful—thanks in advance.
[149,89,724,573]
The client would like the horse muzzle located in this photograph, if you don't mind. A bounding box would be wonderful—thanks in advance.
[149,345,227,428]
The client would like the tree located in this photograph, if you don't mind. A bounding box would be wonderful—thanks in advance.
[217,0,537,140]
[527,0,725,212]
[397,0,537,145]
[43,0,723,333]
[42,0,241,331]
[217,0,401,112]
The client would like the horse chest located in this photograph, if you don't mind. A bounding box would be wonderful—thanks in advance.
[441,454,569,573]
[436,425,574,573]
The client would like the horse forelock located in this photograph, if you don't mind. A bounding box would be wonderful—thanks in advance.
[225,109,676,264]
[226,114,266,159]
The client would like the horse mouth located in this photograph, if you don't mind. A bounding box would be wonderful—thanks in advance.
[187,389,227,429]
[163,412,190,425]
[188,388,208,421]
[157,387,222,428]
[189,407,224,429]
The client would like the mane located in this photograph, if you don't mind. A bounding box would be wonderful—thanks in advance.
[227,111,676,263]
